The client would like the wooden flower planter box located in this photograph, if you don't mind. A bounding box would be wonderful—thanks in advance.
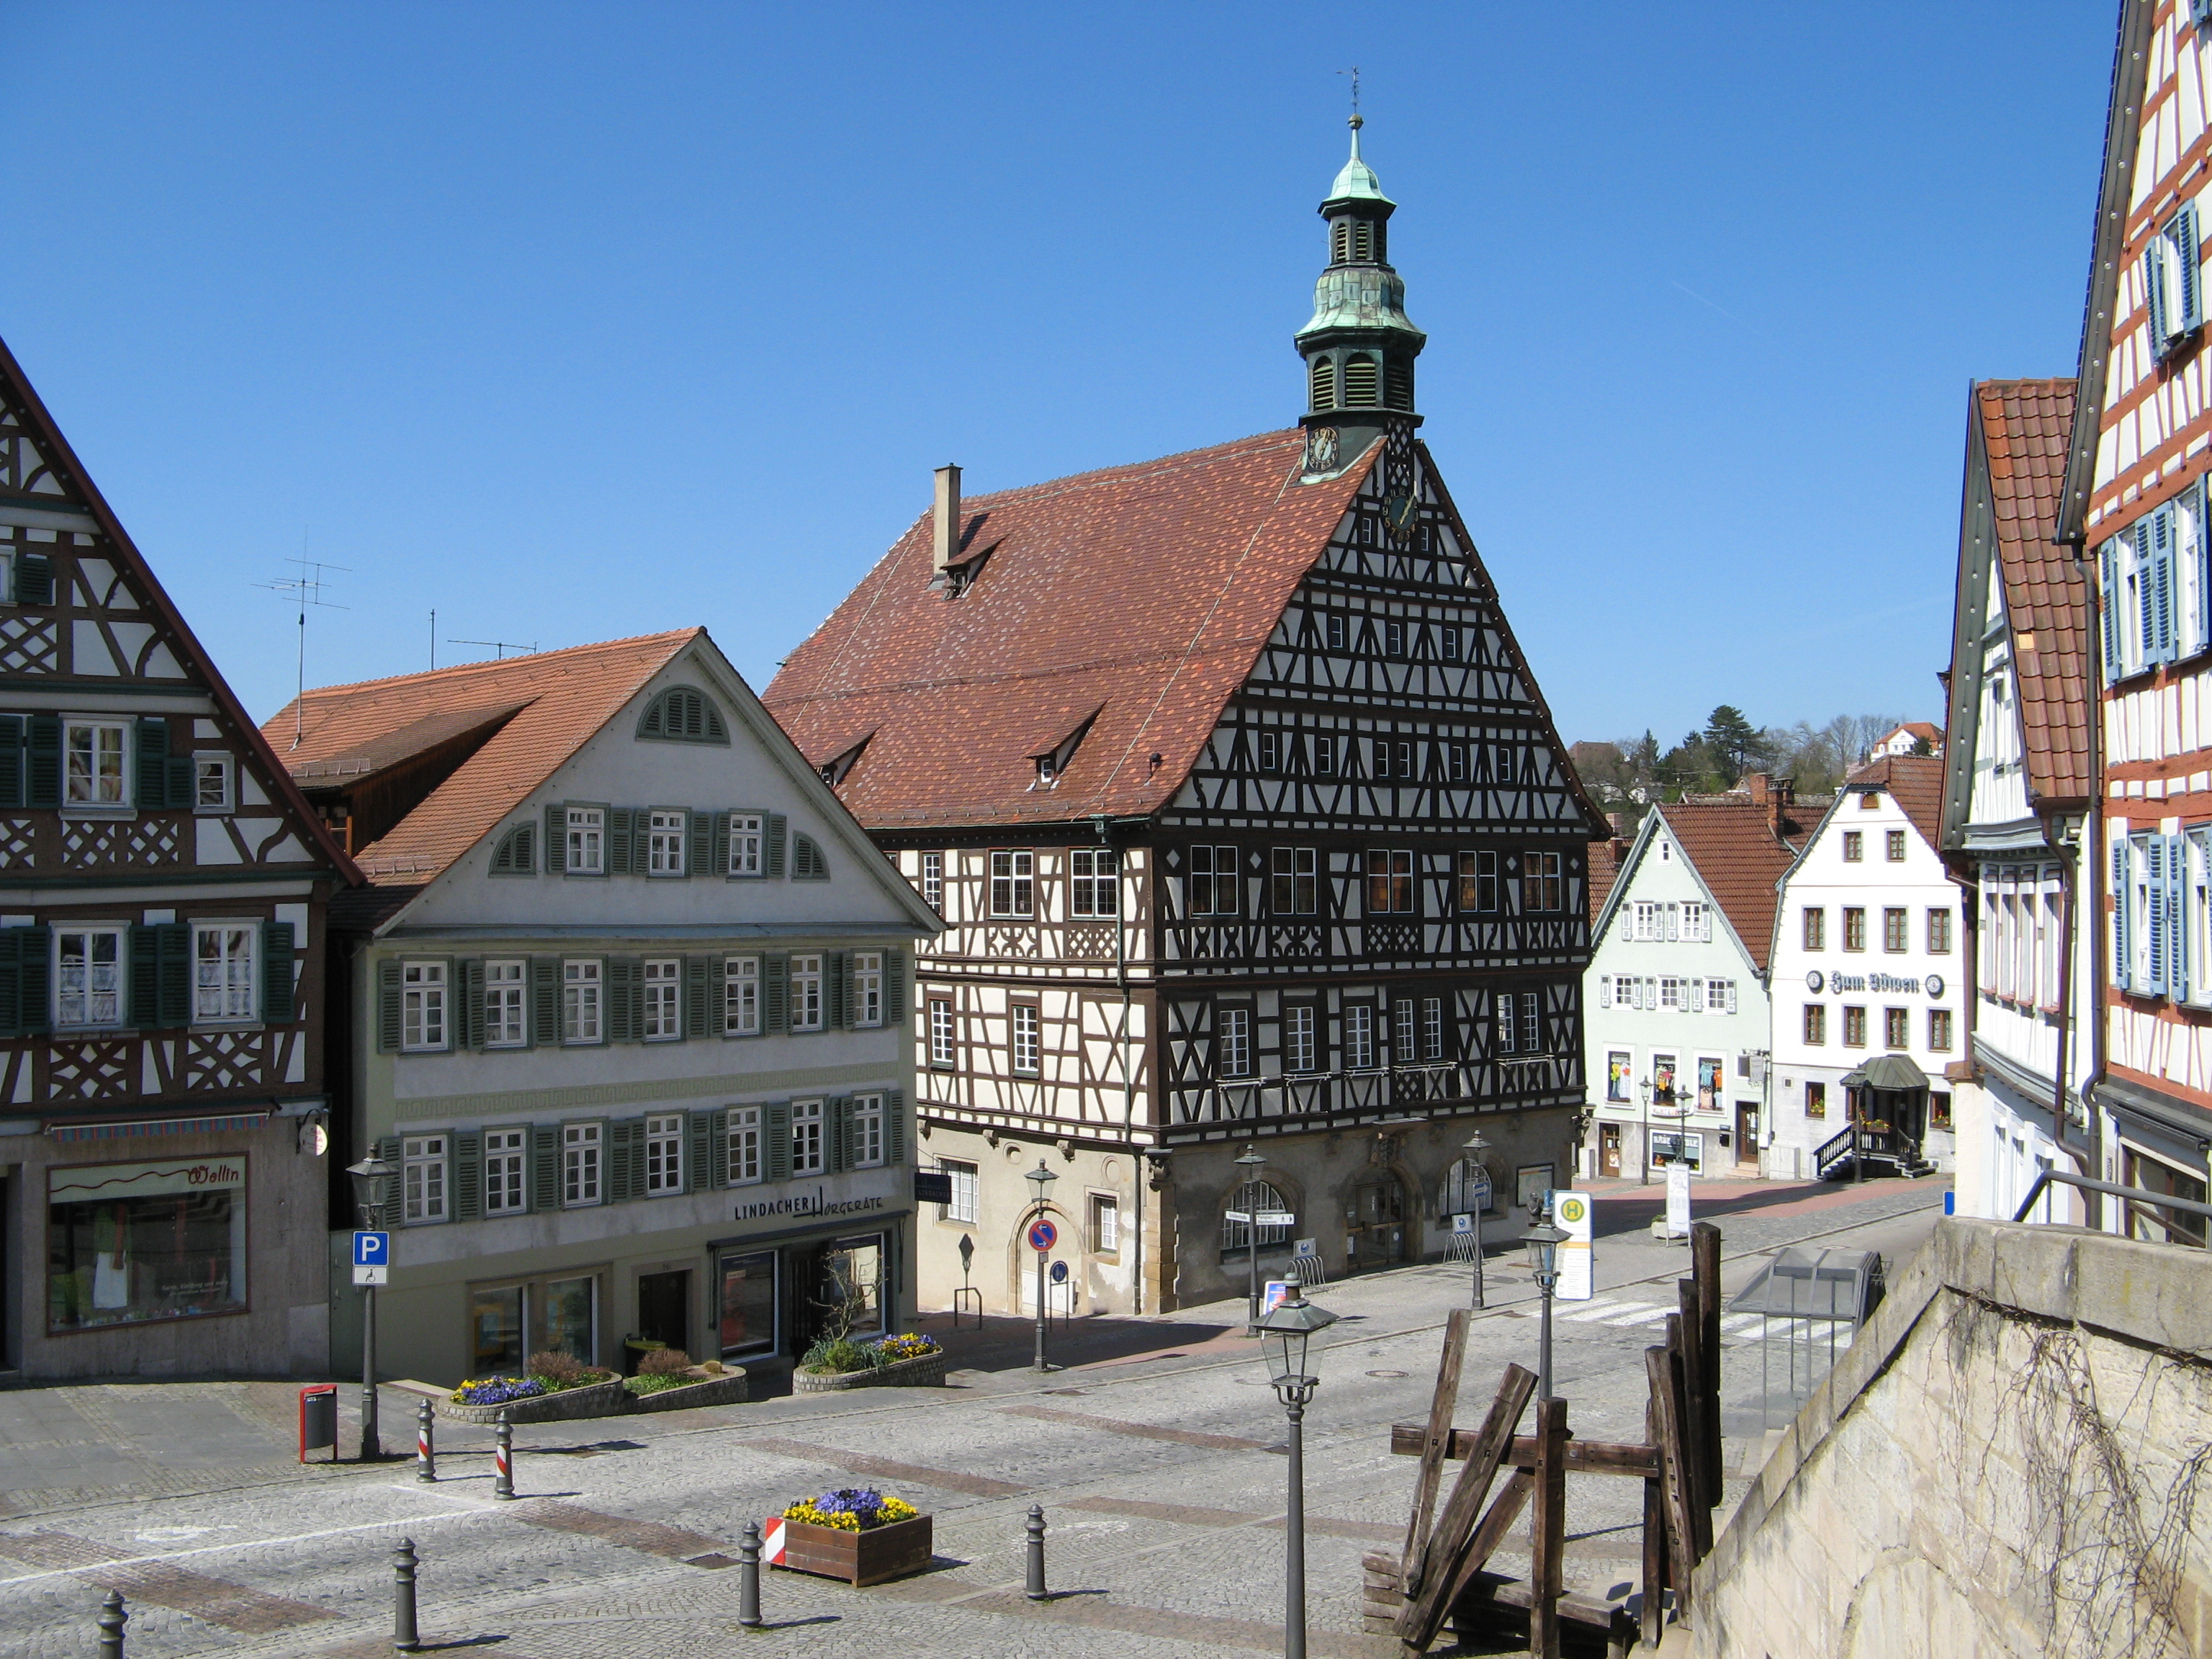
[770,1513,934,1586]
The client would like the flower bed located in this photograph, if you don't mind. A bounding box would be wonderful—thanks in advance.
[794,1333,946,1393]
[440,1375,629,1424]
[770,1488,933,1586]
[623,1364,750,1413]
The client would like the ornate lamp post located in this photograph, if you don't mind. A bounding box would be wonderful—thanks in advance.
[1256,1285,1339,1659]
[1233,1146,1267,1332]
[345,1152,397,1460]
[1462,1130,1491,1310]
[1522,1218,1568,1403]
[1025,1159,1058,1373]
[1638,1076,1653,1186]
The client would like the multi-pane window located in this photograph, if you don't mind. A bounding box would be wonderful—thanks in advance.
[853,1094,886,1168]
[1632,902,1665,941]
[1523,852,1563,912]
[790,955,824,1032]
[1012,1004,1040,1075]
[485,960,526,1046]
[729,813,764,876]
[1678,899,1707,940]
[1928,909,1952,953]
[1843,908,1867,952]
[1285,1004,1317,1071]
[1366,848,1415,914]
[647,809,686,876]
[1326,613,1347,651]
[1842,830,1863,863]
[563,959,603,1043]
[1802,909,1825,950]
[1372,737,1416,779]
[928,997,956,1066]
[1886,830,1907,863]
[990,850,1035,917]
[65,720,127,806]
[1345,1004,1376,1069]
[852,952,884,1027]
[566,807,606,874]
[563,1123,602,1206]
[724,956,760,1035]
[1392,998,1416,1064]
[1440,626,1462,662]
[1258,731,1281,771]
[193,925,255,1022]
[1447,742,1468,783]
[1092,1193,1120,1254]
[791,1100,825,1175]
[403,1134,448,1224]
[1070,849,1120,917]
[940,1159,979,1223]
[1928,1010,1954,1052]
[1805,1082,1827,1119]
[1271,847,1318,914]
[644,1113,684,1194]
[1313,734,1337,775]
[1385,619,1406,655]
[55,928,122,1028]
[1658,976,1683,1011]
[194,756,231,809]
[1495,990,1544,1055]
[1883,909,1908,953]
[727,1106,763,1185]
[1705,979,1734,1013]
[921,851,945,913]
[1804,1003,1826,1044]
[1843,1005,1867,1047]
[1884,1007,1910,1049]
[1422,996,1444,1061]
[1218,1006,1252,1076]
[403,961,448,1051]
[484,1128,528,1215]
[1458,850,1498,912]
[1189,845,1238,916]
[643,958,680,1040]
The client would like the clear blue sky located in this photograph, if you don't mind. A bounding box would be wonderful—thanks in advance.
[0,3,2112,745]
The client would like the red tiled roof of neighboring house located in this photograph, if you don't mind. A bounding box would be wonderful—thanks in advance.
[764,431,1370,827]
[1657,797,1808,974]
[265,630,698,883]
[1899,720,1942,743]
[1587,835,1627,928]
[1844,752,1947,852]
[1977,379,2090,804]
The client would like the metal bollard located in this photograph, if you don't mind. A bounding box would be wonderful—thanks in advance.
[96,1589,127,1659]
[737,1521,763,1629]
[1025,1503,1048,1601]
[415,1399,436,1483]
[392,1537,421,1653]
[493,1409,515,1500]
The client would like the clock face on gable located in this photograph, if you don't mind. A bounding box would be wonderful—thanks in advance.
[1383,490,1419,539]
[1304,426,1340,473]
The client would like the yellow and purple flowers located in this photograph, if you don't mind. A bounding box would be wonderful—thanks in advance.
[783,1488,921,1532]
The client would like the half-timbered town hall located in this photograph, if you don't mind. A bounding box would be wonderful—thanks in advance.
[765,118,1608,1314]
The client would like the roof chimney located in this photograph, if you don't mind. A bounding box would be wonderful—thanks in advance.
[933,464,962,572]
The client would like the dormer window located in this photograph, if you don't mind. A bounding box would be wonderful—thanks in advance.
[1035,755,1058,788]
[1030,712,1098,791]
[818,736,869,787]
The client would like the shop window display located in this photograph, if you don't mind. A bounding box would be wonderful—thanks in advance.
[48,1157,247,1331]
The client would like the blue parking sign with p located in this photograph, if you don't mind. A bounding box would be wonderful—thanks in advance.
[352,1231,389,1285]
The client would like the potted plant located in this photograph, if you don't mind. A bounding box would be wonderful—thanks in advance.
[793,1330,947,1393]
[768,1488,932,1586]
[620,1347,751,1412]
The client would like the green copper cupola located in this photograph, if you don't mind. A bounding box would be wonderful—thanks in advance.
[1298,113,1426,480]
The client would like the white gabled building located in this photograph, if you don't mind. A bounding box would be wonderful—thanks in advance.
[1583,779,1811,1180]
[1768,755,1966,1180]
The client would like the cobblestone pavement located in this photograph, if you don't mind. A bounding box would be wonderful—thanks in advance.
[0,1177,1946,1658]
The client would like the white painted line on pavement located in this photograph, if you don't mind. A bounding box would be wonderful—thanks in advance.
[0,1504,498,1593]
[1601,1308,1678,1327]
[1561,1300,1630,1322]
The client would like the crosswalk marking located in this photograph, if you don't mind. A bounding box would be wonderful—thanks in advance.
[1562,1300,1628,1322]
[1603,1307,1678,1327]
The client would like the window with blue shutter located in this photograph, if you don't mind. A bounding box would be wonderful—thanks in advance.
[2169,832,2191,1003]
[2152,507,2177,665]
[2113,832,2133,992]
[2149,238,2174,350]
[2102,540,2123,684]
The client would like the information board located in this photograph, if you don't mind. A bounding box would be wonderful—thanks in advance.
[1553,1191,1593,1301]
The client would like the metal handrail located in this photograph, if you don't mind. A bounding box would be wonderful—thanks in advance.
[2011,1169,2212,1227]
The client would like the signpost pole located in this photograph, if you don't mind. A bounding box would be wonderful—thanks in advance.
[361,1282,380,1461]
[1034,1247,1048,1373]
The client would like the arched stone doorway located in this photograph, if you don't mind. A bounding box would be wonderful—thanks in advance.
[1346,1168,1411,1268]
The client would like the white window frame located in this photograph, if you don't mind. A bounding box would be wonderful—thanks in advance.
[642,957,681,1041]
[1633,901,1663,942]
[940,1158,979,1224]
[63,718,128,809]
[791,1098,825,1176]
[566,806,606,875]
[483,1127,529,1215]
[647,809,686,877]
[1705,978,1735,1015]
[562,1122,602,1207]
[1285,1004,1318,1072]
[1070,848,1120,917]
[853,952,884,1028]
[644,1112,684,1195]
[2188,832,2212,1007]
[724,956,760,1035]
[54,926,124,1030]
[853,1093,885,1169]
[485,959,526,1048]
[1012,1002,1040,1076]
[727,1105,763,1186]
[563,958,603,1044]
[1422,994,1444,1061]
[1345,1002,1376,1071]
[928,997,956,1066]
[729,812,765,877]
[403,1133,449,1225]
[403,960,448,1052]
[192,753,232,813]
[1678,899,1707,942]
[921,850,945,912]
[1218,1005,1252,1077]
[1658,976,1683,1012]
[990,850,1035,917]
[1092,1192,1120,1254]
[192,923,256,1025]
[789,954,824,1033]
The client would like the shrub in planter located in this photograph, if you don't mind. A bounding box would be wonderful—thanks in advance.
[638,1347,694,1376]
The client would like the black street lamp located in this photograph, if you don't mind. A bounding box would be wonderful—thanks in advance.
[1256,1284,1338,1659]
[1025,1159,1058,1373]
[345,1152,397,1460]
[1462,1130,1491,1310]
[1522,1219,1568,1403]
[1638,1076,1653,1186]
[1234,1146,1267,1332]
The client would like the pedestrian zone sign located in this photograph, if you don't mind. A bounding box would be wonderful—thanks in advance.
[352,1230,390,1287]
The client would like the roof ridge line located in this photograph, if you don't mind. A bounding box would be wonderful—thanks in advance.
[289,628,701,702]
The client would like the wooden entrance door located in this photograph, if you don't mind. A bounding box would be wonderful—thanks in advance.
[1600,1123,1622,1178]
[1735,1105,1759,1167]
[1348,1174,1408,1267]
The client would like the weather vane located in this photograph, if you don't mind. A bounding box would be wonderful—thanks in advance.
[1339,66,1360,119]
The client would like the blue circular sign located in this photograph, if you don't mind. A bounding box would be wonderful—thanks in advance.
[1028,1218,1058,1253]
[1049,1260,1069,1285]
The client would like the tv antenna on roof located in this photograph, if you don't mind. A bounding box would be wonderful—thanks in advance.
[253,544,349,751]
[449,637,539,660]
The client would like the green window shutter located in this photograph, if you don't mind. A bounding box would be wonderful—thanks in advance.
[9,925,45,1038]
[377,959,403,1051]
[608,956,640,1042]
[26,714,60,809]
[711,811,730,876]
[0,714,25,809]
[454,1130,483,1222]
[684,954,709,1039]
[708,954,727,1033]
[883,1087,905,1166]
[16,553,53,606]
[685,1110,713,1193]
[765,814,787,878]
[829,1096,854,1174]
[374,1136,405,1229]
[533,1124,560,1212]
[607,808,635,876]
[157,925,190,1028]
[127,923,159,1030]
[686,809,708,879]
[545,804,567,874]
[705,1107,729,1188]
[610,1119,642,1202]
[260,922,296,1024]
[825,950,847,1030]
[459,958,485,1049]
[532,958,559,1046]
[164,754,194,809]
[883,950,906,1025]
[134,717,169,810]
[766,1100,792,1183]
[0,929,22,1038]
[763,954,788,1033]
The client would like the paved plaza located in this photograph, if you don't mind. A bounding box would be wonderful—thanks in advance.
[0,1177,1945,1658]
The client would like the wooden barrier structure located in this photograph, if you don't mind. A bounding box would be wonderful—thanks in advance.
[1365,1220,1726,1655]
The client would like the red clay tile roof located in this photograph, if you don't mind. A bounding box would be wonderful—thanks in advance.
[1657,799,1807,974]
[1587,835,1627,928]
[1843,752,1947,852]
[265,631,698,882]
[1977,379,2090,804]
[762,431,1381,828]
